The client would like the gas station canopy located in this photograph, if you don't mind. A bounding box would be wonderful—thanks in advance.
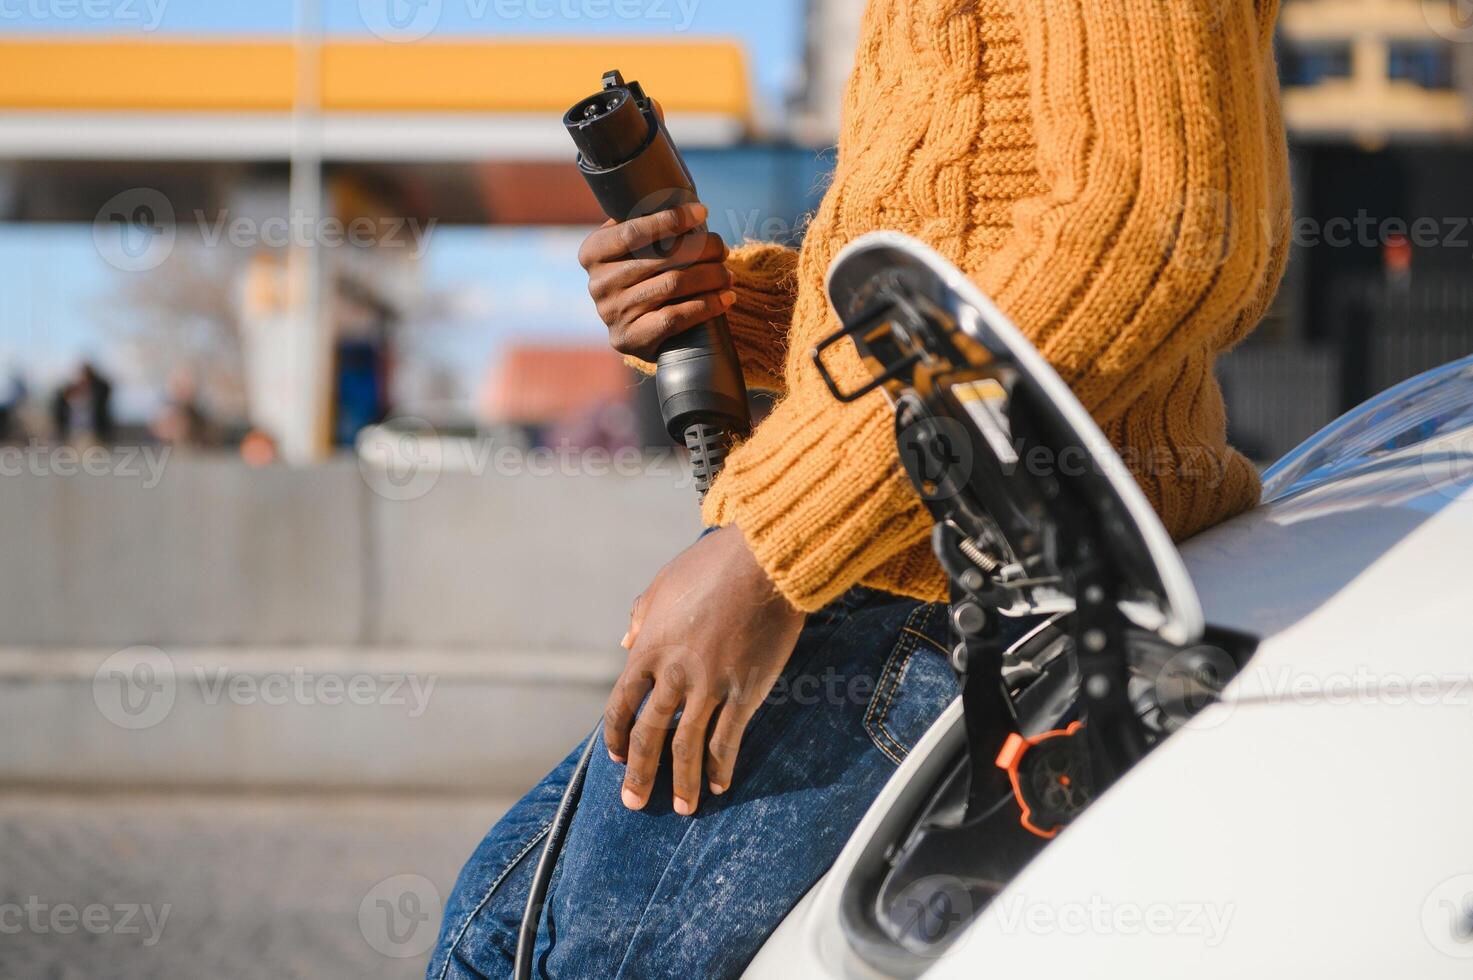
[0,37,753,160]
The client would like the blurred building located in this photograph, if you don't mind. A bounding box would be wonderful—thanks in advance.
[1223,0,1473,460]
[481,344,633,442]
[1278,0,1473,144]
[790,0,867,145]
[0,36,757,461]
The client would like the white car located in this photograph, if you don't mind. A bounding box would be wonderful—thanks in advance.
[745,233,1473,979]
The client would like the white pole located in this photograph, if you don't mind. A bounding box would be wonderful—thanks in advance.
[283,0,327,463]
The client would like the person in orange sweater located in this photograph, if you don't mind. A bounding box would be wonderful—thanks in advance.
[431,1,1290,976]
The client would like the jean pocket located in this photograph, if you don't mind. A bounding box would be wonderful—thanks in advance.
[863,602,958,765]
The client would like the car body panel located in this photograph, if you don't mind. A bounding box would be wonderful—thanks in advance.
[745,351,1473,979]
[923,694,1473,978]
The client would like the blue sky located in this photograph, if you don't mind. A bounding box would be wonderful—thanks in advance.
[0,0,809,421]
[0,0,805,110]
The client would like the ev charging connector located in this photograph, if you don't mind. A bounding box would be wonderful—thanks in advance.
[564,70,751,496]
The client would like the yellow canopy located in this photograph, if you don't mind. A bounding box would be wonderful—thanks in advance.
[0,37,751,118]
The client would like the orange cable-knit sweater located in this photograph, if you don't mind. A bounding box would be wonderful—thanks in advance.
[646,0,1291,612]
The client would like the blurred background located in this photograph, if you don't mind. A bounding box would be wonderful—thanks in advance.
[1,1,1472,977]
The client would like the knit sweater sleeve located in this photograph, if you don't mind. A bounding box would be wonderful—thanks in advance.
[704,0,1287,612]
[973,0,1286,422]
[624,240,799,393]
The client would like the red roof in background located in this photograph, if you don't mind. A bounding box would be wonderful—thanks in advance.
[482,345,635,425]
[476,162,606,226]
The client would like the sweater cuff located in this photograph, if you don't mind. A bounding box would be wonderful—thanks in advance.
[702,391,933,612]
[723,242,799,392]
[621,241,798,393]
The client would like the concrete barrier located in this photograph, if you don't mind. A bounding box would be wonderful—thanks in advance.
[0,647,620,794]
[369,459,702,649]
[0,457,366,646]
[0,454,702,649]
[0,454,702,789]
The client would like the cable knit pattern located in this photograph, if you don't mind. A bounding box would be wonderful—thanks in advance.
[719,242,801,392]
[701,0,1291,611]
[624,241,799,392]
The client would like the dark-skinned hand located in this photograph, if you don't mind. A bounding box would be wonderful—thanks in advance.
[577,201,735,362]
[604,524,806,816]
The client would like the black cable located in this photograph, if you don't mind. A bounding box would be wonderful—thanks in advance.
[513,724,601,980]
[512,422,722,977]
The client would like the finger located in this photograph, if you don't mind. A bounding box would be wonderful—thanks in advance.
[669,695,717,816]
[603,664,653,764]
[618,263,735,325]
[577,218,619,269]
[616,291,738,361]
[595,232,727,298]
[704,699,758,796]
[582,203,708,264]
[622,672,682,810]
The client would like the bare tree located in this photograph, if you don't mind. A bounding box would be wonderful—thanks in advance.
[101,241,249,423]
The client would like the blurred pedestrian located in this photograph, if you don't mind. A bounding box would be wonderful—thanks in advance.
[0,371,27,444]
[51,362,115,448]
[151,370,221,450]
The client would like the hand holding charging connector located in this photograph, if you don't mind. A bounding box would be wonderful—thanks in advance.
[519,81,761,979]
[566,70,751,496]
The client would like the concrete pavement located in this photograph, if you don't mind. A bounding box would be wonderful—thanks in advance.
[0,791,511,980]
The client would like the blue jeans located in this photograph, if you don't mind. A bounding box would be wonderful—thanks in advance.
[428,588,958,980]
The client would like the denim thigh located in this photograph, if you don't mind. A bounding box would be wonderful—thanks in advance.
[429,587,957,980]
[428,738,594,980]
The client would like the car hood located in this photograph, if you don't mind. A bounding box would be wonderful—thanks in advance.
[1181,355,1473,699]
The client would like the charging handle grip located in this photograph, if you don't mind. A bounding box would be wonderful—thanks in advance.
[566,72,750,494]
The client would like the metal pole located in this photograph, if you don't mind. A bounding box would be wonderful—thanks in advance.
[284,0,327,463]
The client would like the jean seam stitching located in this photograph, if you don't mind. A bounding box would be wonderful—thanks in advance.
[864,607,926,765]
[884,604,955,755]
[437,818,554,980]
[902,624,950,658]
[876,646,919,757]
[872,640,915,762]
